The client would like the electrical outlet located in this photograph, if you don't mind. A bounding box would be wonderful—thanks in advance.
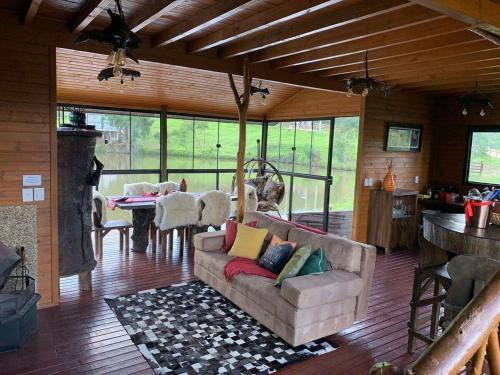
[415,176,420,184]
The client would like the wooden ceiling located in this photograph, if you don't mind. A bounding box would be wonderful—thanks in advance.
[4,0,500,97]
[56,48,302,117]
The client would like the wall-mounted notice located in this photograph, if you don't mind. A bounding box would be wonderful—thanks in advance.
[22,188,34,202]
[23,175,42,186]
[34,188,45,201]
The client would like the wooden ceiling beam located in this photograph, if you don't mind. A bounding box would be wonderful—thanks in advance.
[295,30,479,73]
[396,74,500,90]
[71,0,113,34]
[219,0,410,59]
[415,78,500,92]
[129,0,181,33]
[319,40,493,77]
[367,60,500,82]
[410,0,500,36]
[24,0,43,25]
[422,85,500,95]
[272,17,466,69]
[153,0,254,47]
[187,0,342,53]
[249,5,440,64]
[382,67,500,86]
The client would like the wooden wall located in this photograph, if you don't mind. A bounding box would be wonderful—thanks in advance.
[0,40,58,307]
[352,91,433,243]
[266,89,361,119]
[431,93,500,194]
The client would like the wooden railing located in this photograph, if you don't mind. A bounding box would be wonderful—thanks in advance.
[409,270,500,375]
[371,271,500,375]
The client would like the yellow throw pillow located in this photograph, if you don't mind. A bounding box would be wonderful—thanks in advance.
[228,224,269,260]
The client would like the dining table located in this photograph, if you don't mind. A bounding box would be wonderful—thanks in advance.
[108,193,237,252]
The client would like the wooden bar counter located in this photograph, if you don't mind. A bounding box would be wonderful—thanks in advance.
[423,213,500,260]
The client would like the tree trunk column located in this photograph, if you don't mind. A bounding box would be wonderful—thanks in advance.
[57,128,102,290]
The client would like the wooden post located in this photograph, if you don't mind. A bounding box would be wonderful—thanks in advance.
[228,56,251,223]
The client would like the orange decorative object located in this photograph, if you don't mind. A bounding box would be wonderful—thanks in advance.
[383,165,395,192]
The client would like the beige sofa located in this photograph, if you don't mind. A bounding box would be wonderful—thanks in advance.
[193,212,376,347]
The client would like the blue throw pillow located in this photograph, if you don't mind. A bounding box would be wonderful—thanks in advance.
[258,243,294,274]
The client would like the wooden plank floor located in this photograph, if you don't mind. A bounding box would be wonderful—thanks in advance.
[1,232,424,375]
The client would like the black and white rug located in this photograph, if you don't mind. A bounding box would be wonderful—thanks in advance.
[106,281,336,375]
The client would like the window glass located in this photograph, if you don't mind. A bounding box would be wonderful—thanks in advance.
[279,122,296,172]
[294,120,313,174]
[218,120,238,169]
[311,120,330,176]
[266,122,281,168]
[88,112,131,170]
[131,112,160,169]
[467,129,500,185]
[193,118,218,169]
[330,117,359,211]
[167,116,194,169]
[167,173,216,193]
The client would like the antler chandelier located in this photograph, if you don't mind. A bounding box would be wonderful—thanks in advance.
[346,51,388,97]
[75,0,141,84]
[459,82,494,117]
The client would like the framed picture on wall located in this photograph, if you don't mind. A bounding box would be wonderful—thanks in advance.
[385,123,423,152]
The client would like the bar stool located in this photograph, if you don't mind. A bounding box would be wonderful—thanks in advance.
[407,232,451,353]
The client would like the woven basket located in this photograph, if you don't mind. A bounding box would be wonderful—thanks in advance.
[491,204,500,226]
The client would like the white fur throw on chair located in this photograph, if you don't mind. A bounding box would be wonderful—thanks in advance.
[92,190,107,225]
[123,182,158,195]
[154,192,197,231]
[158,181,180,194]
[197,190,231,227]
[232,184,258,213]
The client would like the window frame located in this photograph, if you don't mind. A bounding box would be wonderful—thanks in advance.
[464,125,500,187]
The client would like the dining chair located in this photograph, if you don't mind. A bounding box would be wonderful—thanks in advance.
[92,190,132,259]
[149,181,181,251]
[196,190,231,231]
[154,192,197,255]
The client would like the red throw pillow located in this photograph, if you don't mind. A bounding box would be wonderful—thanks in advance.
[222,220,257,252]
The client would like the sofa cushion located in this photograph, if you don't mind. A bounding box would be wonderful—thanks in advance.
[287,227,324,249]
[228,224,268,260]
[276,246,311,286]
[299,248,327,276]
[222,219,256,251]
[258,242,294,274]
[281,270,364,309]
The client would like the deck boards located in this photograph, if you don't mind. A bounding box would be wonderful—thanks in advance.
[1,232,423,374]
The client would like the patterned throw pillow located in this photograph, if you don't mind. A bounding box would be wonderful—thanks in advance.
[258,243,294,275]
[228,224,269,260]
[245,176,269,200]
[222,220,256,252]
[275,246,312,286]
[262,179,284,203]
[298,248,327,276]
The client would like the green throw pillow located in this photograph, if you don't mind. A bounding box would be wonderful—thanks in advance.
[275,246,311,286]
[298,248,327,276]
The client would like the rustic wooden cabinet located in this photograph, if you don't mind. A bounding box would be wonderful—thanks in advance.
[367,189,418,254]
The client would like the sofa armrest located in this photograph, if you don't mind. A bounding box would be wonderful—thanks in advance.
[354,244,376,321]
[193,230,226,252]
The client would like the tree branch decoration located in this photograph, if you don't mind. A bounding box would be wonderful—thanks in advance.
[228,56,251,223]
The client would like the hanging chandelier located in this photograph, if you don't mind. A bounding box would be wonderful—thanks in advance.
[346,51,388,97]
[75,0,141,84]
[459,82,494,117]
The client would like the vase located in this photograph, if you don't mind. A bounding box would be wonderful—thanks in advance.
[383,167,395,192]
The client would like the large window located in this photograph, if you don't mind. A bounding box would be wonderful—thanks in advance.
[466,127,500,185]
[57,105,360,232]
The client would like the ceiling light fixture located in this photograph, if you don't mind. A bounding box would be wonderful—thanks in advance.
[459,82,494,117]
[75,0,141,84]
[346,51,389,98]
